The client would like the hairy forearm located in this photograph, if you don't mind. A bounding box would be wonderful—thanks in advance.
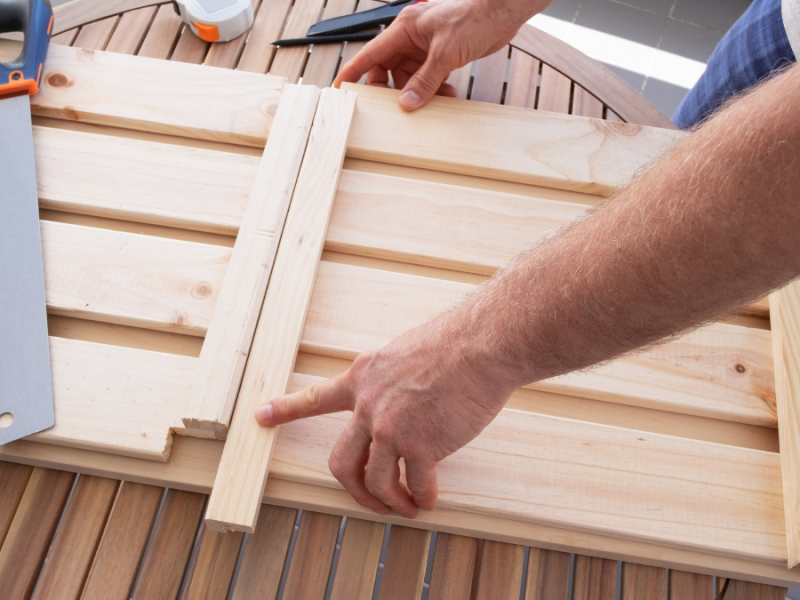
[452,64,800,389]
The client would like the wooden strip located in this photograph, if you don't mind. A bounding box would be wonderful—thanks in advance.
[32,475,119,600]
[724,580,787,600]
[35,125,258,235]
[34,44,285,146]
[82,482,163,600]
[573,556,616,600]
[72,16,119,51]
[470,47,507,104]
[769,283,800,567]
[301,0,358,87]
[606,109,624,123]
[3,438,799,587]
[132,489,206,600]
[526,548,570,600]
[105,6,158,55]
[236,0,293,73]
[473,540,524,600]
[53,0,161,35]
[0,462,31,547]
[668,570,712,599]
[337,0,382,81]
[204,88,357,533]
[51,29,79,46]
[537,63,571,114]
[573,86,604,119]
[0,468,76,599]
[43,220,230,336]
[302,261,777,427]
[329,518,385,600]
[620,563,665,600]
[506,48,539,109]
[183,527,244,600]
[204,0,260,68]
[171,26,210,64]
[137,4,183,60]
[427,533,478,600]
[268,0,326,82]
[230,505,297,600]
[281,511,341,599]
[377,526,431,600]
[30,337,192,460]
[341,83,684,196]
[447,63,472,100]
[183,85,320,435]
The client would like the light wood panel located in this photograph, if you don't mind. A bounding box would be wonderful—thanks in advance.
[573,556,617,600]
[506,48,540,109]
[105,6,157,55]
[573,85,604,119]
[769,283,800,567]
[471,47,507,104]
[236,0,293,73]
[620,563,665,600]
[377,526,431,600]
[668,570,712,599]
[72,16,119,51]
[137,4,183,59]
[170,24,210,64]
[281,511,341,599]
[302,261,776,426]
[525,548,570,600]
[183,85,320,436]
[301,0,359,87]
[183,527,244,600]
[329,518,385,600]
[537,63,571,113]
[52,0,161,36]
[342,83,683,195]
[32,44,285,146]
[427,533,478,600]
[473,540,524,600]
[204,88,357,533]
[268,0,326,82]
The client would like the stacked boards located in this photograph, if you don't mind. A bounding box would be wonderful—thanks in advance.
[1,43,798,587]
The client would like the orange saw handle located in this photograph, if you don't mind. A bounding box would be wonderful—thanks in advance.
[0,0,53,97]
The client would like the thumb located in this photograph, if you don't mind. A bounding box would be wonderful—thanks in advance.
[399,52,454,111]
[255,373,354,426]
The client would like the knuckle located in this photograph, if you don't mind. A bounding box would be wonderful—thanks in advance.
[297,383,323,413]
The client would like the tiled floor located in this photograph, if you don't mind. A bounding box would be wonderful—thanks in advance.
[531,0,751,119]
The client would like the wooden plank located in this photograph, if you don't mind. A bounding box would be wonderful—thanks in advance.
[724,580,787,600]
[230,505,297,600]
[302,261,777,427]
[573,556,616,600]
[281,511,341,599]
[606,109,624,123]
[132,489,206,600]
[268,0,326,83]
[51,29,79,46]
[183,527,244,600]
[30,337,192,460]
[329,518,385,600]
[82,482,163,600]
[171,26,210,64]
[301,0,358,87]
[53,0,161,36]
[572,85,604,119]
[377,526,431,600]
[620,563,665,600]
[138,4,184,60]
[668,570,712,599]
[183,85,320,436]
[341,83,684,196]
[470,47,507,104]
[31,475,119,600]
[204,0,260,68]
[236,0,293,73]
[204,88,357,533]
[447,63,472,100]
[525,548,570,600]
[537,63,571,114]
[3,438,800,588]
[34,44,285,146]
[105,6,158,55]
[0,462,31,547]
[0,468,76,599]
[42,220,230,336]
[72,16,119,51]
[337,0,381,81]
[506,48,540,109]
[427,533,478,600]
[35,125,258,235]
[473,540,524,600]
[769,282,800,567]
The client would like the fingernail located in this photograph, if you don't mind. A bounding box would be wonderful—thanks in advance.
[255,402,273,424]
[400,90,421,109]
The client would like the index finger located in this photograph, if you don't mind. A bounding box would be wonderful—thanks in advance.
[255,372,355,426]
[333,26,418,88]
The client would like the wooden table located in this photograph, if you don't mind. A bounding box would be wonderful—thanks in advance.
[2,2,786,600]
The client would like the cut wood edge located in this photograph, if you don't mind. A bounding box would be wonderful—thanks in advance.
[181,84,321,437]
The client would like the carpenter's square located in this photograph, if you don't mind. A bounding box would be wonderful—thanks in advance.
[0,0,54,444]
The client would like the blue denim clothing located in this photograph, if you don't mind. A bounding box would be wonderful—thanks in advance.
[672,0,796,129]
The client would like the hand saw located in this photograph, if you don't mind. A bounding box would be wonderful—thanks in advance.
[0,0,54,444]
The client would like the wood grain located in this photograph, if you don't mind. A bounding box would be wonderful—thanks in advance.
[301,0,359,87]
[72,16,119,50]
[342,83,683,196]
[620,563,664,600]
[236,0,293,73]
[668,570,712,600]
[183,527,244,600]
[573,555,617,600]
[204,88,357,533]
[572,85,604,119]
[82,482,163,600]
[231,505,297,600]
[132,489,206,600]
[537,63,571,113]
[329,518,385,600]
[183,85,320,435]
[170,27,210,64]
[33,44,285,146]
[281,511,341,599]
[53,0,161,35]
[105,6,157,55]
[204,0,260,68]
[377,526,431,600]
[0,468,76,600]
[0,462,31,547]
[470,47,507,104]
[472,540,524,600]
[506,48,540,109]
[525,548,570,600]
[268,0,326,82]
[724,579,787,600]
[31,475,119,600]
[427,533,478,600]
[137,4,183,59]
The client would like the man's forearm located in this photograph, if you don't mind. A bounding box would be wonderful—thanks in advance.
[453,63,800,389]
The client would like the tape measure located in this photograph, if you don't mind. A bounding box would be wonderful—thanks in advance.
[172,0,254,43]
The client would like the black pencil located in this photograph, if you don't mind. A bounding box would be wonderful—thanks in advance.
[272,31,380,47]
